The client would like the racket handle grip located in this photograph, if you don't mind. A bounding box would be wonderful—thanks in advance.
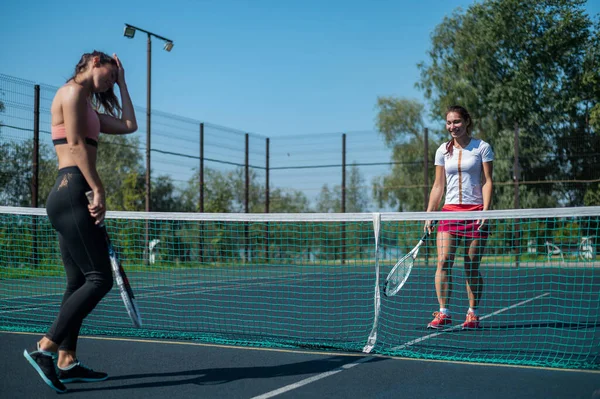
[85,190,105,228]
[85,190,94,204]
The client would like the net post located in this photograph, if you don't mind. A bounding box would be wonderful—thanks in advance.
[363,212,381,353]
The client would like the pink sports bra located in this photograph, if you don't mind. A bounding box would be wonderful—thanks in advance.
[51,101,101,147]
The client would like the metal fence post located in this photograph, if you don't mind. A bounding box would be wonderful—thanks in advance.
[341,133,346,264]
[245,133,249,263]
[265,137,270,262]
[199,122,205,262]
[32,85,40,208]
[200,123,205,212]
[423,127,429,211]
[32,84,40,267]
[423,127,430,264]
[514,122,520,268]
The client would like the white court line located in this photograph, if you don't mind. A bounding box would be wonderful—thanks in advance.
[251,356,373,399]
[252,292,550,399]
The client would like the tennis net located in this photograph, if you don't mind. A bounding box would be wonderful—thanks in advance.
[1,206,599,369]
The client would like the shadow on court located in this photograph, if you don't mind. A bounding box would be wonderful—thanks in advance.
[67,356,387,393]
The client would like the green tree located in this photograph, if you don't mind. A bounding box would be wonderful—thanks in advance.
[315,164,369,212]
[416,0,599,207]
[315,184,338,213]
[0,140,55,207]
[180,168,236,213]
[584,185,600,206]
[151,175,180,212]
[373,98,437,211]
[268,188,311,212]
[181,166,311,213]
[0,134,155,210]
[580,19,600,206]
[345,164,370,212]
[97,135,145,211]
[230,167,267,213]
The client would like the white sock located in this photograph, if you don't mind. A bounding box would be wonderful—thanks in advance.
[440,308,450,316]
[469,307,478,316]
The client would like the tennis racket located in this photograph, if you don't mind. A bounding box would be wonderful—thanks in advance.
[383,225,434,297]
[85,191,142,328]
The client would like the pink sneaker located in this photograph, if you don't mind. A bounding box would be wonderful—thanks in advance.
[427,312,452,329]
[462,311,480,330]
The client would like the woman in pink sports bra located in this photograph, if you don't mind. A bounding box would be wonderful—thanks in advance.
[23,51,137,393]
[424,105,494,331]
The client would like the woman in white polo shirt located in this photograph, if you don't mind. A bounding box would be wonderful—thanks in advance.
[424,105,494,330]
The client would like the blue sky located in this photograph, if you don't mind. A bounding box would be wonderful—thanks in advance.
[2,0,599,137]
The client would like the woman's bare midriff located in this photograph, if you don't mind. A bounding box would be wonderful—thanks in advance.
[54,144,98,169]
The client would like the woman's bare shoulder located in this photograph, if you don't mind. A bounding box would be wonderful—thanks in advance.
[58,82,86,99]
[51,82,86,122]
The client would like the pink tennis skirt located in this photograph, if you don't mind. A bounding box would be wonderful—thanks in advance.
[437,204,489,238]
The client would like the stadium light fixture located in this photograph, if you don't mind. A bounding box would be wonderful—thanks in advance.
[123,25,136,39]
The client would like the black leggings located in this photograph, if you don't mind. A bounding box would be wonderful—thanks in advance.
[45,166,113,351]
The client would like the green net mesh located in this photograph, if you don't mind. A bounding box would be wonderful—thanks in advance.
[1,206,599,369]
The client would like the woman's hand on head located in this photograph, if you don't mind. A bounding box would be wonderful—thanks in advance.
[113,54,126,86]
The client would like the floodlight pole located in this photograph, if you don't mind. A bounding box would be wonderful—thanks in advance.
[146,33,152,214]
[123,23,173,214]
[123,23,173,264]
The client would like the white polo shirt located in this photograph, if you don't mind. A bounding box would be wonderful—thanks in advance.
[434,138,494,205]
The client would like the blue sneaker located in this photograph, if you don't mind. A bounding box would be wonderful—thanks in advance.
[23,345,67,393]
[58,361,108,383]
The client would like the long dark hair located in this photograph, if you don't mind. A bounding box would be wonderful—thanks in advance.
[444,105,473,156]
[68,51,121,117]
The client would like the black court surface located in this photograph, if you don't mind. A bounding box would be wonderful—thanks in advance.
[3,331,600,399]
